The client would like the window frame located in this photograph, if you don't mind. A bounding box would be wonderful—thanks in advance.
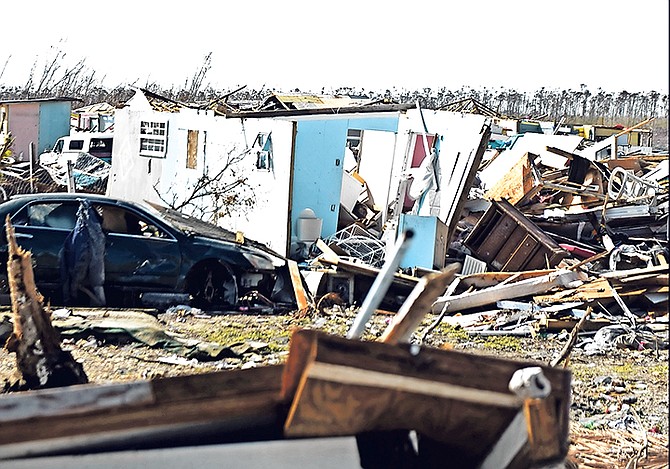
[139,120,169,158]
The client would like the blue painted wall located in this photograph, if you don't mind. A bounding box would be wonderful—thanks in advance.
[38,101,72,154]
[290,115,398,247]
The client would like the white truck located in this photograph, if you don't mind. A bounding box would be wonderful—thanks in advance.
[39,132,114,166]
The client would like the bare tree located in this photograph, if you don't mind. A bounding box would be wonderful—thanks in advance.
[153,146,256,224]
[187,52,212,99]
[0,54,10,82]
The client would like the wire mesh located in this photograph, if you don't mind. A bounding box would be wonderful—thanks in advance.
[324,224,386,268]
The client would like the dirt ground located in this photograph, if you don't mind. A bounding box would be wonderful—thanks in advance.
[1,305,668,466]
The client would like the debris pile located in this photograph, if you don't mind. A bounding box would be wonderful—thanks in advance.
[0,152,110,201]
[303,117,667,354]
[40,151,111,194]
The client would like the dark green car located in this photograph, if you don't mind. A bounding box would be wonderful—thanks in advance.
[0,193,293,310]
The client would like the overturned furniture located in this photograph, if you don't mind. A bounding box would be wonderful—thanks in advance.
[465,198,569,272]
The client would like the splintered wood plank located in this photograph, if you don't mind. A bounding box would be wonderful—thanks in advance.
[459,270,556,289]
[523,398,562,461]
[539,318,611,332]
[432,270,580,314]
[380,265,459,345]
[4,216,88,389]
[485,153,539,205]
[533,277,613,304]
[287,259,310,312]
[0,382,154,422]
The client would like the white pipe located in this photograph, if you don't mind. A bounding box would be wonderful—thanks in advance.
[347,229,414,339]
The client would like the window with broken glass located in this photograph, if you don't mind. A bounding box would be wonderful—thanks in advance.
[347,128,362,151]
[139,120,168,158]
[253,132,273,171]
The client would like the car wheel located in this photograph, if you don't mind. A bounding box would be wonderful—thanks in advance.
[186,262,238,310]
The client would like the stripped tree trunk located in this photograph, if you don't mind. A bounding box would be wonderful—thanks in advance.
[3,216,88,390]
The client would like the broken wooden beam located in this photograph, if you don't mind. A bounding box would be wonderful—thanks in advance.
[431,269,581,314]
[286,259,311,314]
[380,264,460,345]
[3,216,88,390]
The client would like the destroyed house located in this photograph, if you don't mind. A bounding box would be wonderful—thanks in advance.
[71,101,116,132]
[107,89,491,269]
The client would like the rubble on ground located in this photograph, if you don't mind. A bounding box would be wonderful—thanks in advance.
[0,103,667,467]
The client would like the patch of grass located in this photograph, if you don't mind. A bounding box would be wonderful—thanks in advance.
[568,357,668,384]
[201,316,311,353]
[613,361,668,380]
[433,324,470,343]
[479,335,522,352]
[569,364,600,382]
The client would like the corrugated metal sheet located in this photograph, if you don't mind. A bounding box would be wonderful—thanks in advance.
[73,102,116,115]
[260,93,375,111]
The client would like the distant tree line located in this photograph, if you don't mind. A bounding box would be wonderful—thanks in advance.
[1,49,667,124]
[362,85,668,123]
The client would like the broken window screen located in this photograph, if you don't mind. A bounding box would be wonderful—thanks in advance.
[347,129,362,150]
[253,132,273,171]
[140,121,168,157]
[187,130,198,169]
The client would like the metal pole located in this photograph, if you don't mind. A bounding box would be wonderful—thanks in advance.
[67,160,76,193]
[347,229,414,339]
[29,142,34,193]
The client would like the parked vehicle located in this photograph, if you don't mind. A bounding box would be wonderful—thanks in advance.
[0,193,294,310]
[39,132,114,165]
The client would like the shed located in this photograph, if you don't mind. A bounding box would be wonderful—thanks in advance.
[0,97,79,162]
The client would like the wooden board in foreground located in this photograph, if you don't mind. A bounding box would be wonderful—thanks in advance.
[0,365,285,460]
[281,329,572,467]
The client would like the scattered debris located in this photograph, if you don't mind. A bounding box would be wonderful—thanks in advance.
[0,96,666,466]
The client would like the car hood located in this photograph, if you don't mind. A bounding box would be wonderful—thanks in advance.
[146,202,286,265]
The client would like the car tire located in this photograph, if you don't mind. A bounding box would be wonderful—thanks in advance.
[186,262,238,310]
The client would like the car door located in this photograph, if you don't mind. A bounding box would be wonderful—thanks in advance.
[94,203,181,289]
[9,200,79,285]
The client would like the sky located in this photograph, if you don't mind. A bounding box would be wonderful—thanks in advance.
[1,0,668,95]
